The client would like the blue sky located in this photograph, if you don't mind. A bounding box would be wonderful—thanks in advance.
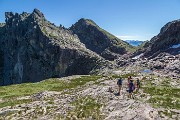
[0,0,180,41]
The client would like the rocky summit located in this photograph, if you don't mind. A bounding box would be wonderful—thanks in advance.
[70,18,135,60]
[0,9,112,86]
[143,19,180,58]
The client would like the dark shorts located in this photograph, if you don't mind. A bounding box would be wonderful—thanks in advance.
[128,90,133,93]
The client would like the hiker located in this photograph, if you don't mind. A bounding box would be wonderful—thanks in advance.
[128,76,132,83]
[117,77,123,95]
[136,78,140,91]
[127,76,132,88]
[128,80,135,99]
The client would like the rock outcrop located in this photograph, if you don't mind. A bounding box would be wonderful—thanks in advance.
[143,19,180,57]
[0,9,110,86]
[70,18,135,60]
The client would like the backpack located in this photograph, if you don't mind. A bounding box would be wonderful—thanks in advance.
[137,79,140,85]
[117,78,122,85]
[132,83,135,91]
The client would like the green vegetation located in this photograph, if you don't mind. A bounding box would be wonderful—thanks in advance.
[66,97,104,119]
[50,75,102,91]
[136,41,149,49]
[112,73,137,79]
[85,19,98,27]
[143,86,180,109]
[141,76,180,110]
[0,99,32,108]
[0,76,101,99]
[99,28,136,52]
[0,78,64,99]
[159,110,179,119]
[0,75,101,108]
[49,33,57,39]
[84,19,136,52]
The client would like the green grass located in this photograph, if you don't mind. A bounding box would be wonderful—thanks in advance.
[140,75,180,111]
[67,97,104,119]
[142,86,180,109]
[0,99,32,108]
[112,73,137,79]
[159,110,178,119]
[0,76,102,99]
[83,18,136,52]
[50,75,102,91]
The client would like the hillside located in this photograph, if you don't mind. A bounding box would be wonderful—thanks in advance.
[0,9,112,86]
[70,18,135,60]
[0,8,179,120]
[0,72,179,119]
[143,19,180,57]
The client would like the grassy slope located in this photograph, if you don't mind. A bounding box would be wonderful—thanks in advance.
[66,97,104,119]
[85,19,136,52]
[0,76,102,108]
[142,77,180,109]
[141,76,180,118]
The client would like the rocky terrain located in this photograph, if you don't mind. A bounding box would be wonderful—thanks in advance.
[0,73,179,120]
[0,9,116,86]
[135,19,180,58]
[70,18,135,60]
[0,9,180,120]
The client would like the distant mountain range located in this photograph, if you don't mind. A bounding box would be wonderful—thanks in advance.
[124,40,144,46]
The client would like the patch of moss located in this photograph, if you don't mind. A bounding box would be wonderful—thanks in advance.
[159,110,178,119]
[143,86,180,109]
[49,32,58,39]
[112,73,137,79]
[0,76,102,100]
[50,75,102,91]
[0,99,32,108]
[68,96,104,119]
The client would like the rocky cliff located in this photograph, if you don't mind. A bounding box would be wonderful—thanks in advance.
[70,18,135,60]
[143,19,180,57]
[0,9,110,86]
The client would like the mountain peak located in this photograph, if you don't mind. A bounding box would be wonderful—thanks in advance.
[70,18,135,60]
[143,19,180,57]
[160,19,180,34]
[76,18,98,27]
[32,8,44,18]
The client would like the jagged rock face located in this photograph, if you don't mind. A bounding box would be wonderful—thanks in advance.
[0,23,5,84]
[144,19,180,57]
[70,18,134,60]
[0,9,109,86]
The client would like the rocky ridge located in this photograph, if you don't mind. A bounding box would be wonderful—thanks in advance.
[0,9,112,86]
[143,19,180,58]
[70,18,135,60]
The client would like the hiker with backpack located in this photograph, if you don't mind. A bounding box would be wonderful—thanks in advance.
[136,78,140,91]
[128,80,135,99]
[117,77,123,95]
[127,76,132,89]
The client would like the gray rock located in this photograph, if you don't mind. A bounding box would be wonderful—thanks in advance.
[0,9,112,86]
[70,18,134,61]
